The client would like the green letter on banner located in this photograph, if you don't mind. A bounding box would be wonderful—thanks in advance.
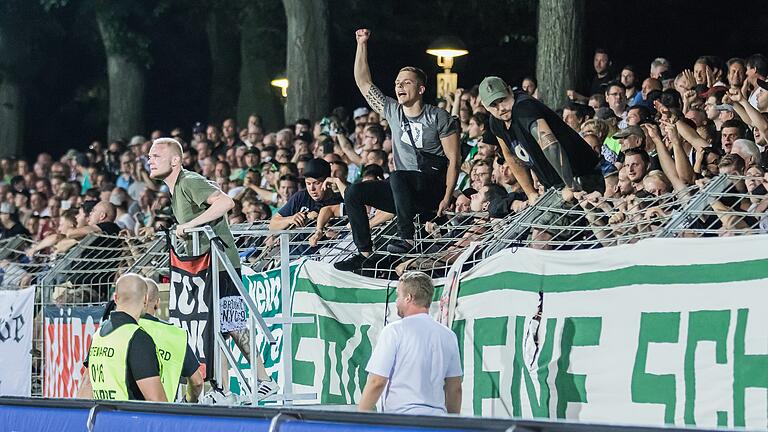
[684,310,730,426]
[512,316,555,418]
[632,312,680,424]
[346,324,372,403]
[292,312,318,388]
[318,315,356,404]
[473,317,508,415]
[555,317,602,418]
[733,309,768,427]
[452,319,467,367]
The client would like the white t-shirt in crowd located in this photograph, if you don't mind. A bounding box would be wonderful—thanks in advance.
[365,313,462,415]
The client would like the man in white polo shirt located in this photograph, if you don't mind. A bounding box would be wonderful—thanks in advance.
[358,271,463,415]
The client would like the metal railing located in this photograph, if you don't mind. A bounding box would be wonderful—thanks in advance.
[2,173,765,398]
[185,227,315,405]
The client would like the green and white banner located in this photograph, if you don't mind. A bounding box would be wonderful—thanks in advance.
[288,235,768,429]
[228,263,299,395]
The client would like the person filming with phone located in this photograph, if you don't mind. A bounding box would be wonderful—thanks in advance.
[269,158,343,230]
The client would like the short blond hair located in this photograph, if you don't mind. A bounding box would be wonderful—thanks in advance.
[152,138,183,158]
[398,271,434,308]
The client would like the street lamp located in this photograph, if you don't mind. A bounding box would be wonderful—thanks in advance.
[426,36,469,98]
[271,74,289,98]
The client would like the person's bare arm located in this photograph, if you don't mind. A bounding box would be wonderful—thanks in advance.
[185,369,204,403]
[136,376,167,402]
[530,119,576,188]
[26,233,62,256]
[730,88,768,140]
[65,225,101,240]
[497,137,538,202]
[354,29,386,114]
[176,190,234,236]
[644,124,689,192]
[444,376,462,414]
[439,132,462,215]
[269,212,307,231]
[308,205,341,247]
[247,184,278,204]
[369,209,394,229]
[665,124,696,185]
[358,373,388,411]
[336,133,363,166]
[76,368,93,399]
[674,119,710,151]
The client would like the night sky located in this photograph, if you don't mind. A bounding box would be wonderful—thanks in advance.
[19,0,768,159]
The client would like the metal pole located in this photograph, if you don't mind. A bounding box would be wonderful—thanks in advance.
[279,233,292,405]
[210,236,223,388]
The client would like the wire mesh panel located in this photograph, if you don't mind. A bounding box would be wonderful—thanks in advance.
[660,174,768,238]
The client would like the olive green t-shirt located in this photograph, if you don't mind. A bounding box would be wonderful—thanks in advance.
[170,169,240,269]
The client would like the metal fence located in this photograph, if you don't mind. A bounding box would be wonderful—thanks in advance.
[0,173,765,397]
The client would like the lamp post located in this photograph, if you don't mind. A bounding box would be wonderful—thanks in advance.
[271,75,289,98]
[426,36,469,98]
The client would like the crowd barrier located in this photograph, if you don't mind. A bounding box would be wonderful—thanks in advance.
[0,396,730,432]
[0,174,765,428]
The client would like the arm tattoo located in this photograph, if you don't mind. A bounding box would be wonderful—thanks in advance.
[365,84,386,114]
[532,122,576,188]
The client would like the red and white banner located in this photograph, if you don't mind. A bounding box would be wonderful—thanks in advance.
[43,305,103,398]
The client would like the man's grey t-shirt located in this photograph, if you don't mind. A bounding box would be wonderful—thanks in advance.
[382,96,457,172]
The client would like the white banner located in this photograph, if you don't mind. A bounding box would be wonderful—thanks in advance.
[289,235,768,429]
[0,287,35,396]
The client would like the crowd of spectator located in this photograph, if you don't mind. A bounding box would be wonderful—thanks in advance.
[1,49,767,281]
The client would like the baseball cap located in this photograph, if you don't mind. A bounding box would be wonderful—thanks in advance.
[612,125,644,139]
[302,158,331,180]
[715,104,735,112]
[0,202,15,214]
[353,107,370,119]
[757,78,768,91]
[479,77,511,108]
[129,135,146,147]
[461,187,477,199]
[296,131,313,144]
[192,122,206,134]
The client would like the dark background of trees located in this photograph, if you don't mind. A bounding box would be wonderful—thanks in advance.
[6,0,768,159]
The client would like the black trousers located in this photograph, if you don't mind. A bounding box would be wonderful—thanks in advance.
[344,170,445,253]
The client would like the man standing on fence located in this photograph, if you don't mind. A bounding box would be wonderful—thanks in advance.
[82,273,166,401]
[358,271,463,415]
[147,138,278,401]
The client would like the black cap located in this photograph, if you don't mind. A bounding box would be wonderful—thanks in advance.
[303,158,331,180]
[296,131,314,144]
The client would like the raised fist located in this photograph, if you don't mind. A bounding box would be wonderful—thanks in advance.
[355,29,371,44]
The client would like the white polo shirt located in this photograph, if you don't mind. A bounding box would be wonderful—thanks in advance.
[365,313,463,415]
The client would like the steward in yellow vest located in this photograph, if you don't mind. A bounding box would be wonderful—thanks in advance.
[142,277,204,403]
[85,274,166,402]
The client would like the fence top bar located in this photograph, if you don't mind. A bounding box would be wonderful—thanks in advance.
[0,397,730,432]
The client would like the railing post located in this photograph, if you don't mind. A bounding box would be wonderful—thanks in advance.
[279,233,293,405]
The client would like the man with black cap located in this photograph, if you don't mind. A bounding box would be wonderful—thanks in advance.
[479,76,603,202]
[269,158,343,230]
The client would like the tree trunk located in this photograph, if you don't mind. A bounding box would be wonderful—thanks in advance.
[0,73,23,158]
[282,0,330,123]
[104,55,145,142]
[97,16,146,143]
[207,7,241,124]
[238,3,285,131]
[535,0,585,109]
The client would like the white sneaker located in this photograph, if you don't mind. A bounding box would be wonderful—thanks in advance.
[199,388,238,405]
[256,380,280,401]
